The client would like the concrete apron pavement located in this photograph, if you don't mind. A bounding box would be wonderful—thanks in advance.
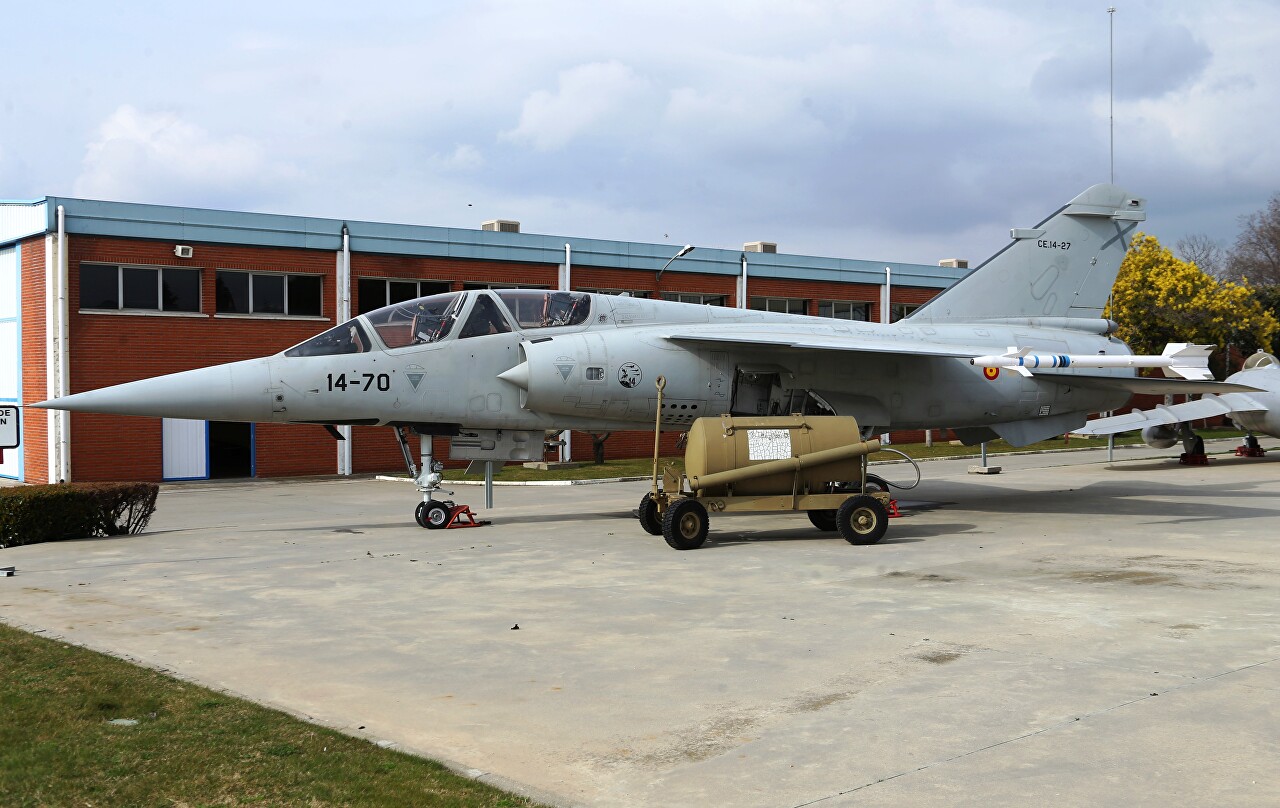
[2,442,1278,807]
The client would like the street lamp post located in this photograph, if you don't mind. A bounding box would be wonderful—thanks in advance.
[655,244,695,285]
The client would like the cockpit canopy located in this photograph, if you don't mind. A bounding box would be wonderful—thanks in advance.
[282,290,593,357]
[364,291,465,349]
[492,290,591,329]
[1244,351,1278,371]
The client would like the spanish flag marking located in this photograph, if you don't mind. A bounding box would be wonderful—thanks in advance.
[983,367,1000,381]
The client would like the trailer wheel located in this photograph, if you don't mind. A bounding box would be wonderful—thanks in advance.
[662,499,709,550]
[638,493,663,536]
[807,510,838,532]
[837,495,888,545]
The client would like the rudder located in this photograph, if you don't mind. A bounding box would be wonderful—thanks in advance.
[909,184,1145,323]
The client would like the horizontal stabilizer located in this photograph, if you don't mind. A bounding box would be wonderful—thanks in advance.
[1075,393,1267,435]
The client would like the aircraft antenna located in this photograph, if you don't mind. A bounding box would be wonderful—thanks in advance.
[1109,6,1116,184]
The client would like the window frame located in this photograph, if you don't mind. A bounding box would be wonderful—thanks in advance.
[749,296,807,315]
[356,278,453,315]
[890,303,921,323]
[214,270,325,318]
[660,292,728,306]
[79,262,203,314]
[817,300,873,321]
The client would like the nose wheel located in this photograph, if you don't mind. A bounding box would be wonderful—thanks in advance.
[416,501,452,529]
[416,499,489,529]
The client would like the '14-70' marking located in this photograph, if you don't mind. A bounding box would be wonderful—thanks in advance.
[327,372,391,392]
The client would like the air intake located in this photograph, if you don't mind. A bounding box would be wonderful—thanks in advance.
[482,219,520,233]
[744,241,777,253]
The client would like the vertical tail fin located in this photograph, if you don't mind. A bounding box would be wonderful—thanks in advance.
[909,184,1145,323]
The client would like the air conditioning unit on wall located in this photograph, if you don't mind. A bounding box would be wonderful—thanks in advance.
[174,245,194,259]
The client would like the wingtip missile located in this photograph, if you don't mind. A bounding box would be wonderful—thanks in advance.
[970,343,1217,381]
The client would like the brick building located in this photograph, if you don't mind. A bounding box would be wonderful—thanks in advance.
[0,198,966,484]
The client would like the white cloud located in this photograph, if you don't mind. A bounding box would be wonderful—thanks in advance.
[502,61,655,151]
[432,144,485,172]
[73,105,300,204]
[0,1,1271,264]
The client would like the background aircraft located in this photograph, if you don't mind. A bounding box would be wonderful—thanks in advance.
[1076,350,1280,453]
[35,184,1261,522]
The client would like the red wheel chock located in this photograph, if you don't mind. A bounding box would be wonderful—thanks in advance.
[443,504,490,528]
[1179,453,1209,466]
[887,499,902,518]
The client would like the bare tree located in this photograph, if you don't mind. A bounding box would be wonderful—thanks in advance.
[1227,193,1280,285]
[1176,232,1225,276]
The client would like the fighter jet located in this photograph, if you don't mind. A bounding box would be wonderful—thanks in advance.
[33,184,1259,524]
[1075,349,1280,455]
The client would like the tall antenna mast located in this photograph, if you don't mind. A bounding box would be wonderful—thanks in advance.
[1109,6,1116,183]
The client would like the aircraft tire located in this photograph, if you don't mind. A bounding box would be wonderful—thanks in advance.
[837,495,888,545]
[807,510,838,532]
[638,493,663,536]
[662,499,709,550]
[420,502,451,530]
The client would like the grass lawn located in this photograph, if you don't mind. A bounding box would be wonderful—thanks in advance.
[0,622,546,808]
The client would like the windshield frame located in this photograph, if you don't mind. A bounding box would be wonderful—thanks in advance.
[362,291,465,350]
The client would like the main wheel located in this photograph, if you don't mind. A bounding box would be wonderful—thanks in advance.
[638,493,663,536]
[418,501,451,530]
[661,499,709,550]
[807,510,837,532]
[836,495,889,545]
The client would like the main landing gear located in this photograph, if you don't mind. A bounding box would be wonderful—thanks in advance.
[396,427,490,530]
[1176,424,1209,466]
[1236,434,1267,458]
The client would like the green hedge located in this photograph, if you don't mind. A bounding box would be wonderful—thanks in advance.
[0,483,159,548]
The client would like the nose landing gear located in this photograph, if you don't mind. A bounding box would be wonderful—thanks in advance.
[397,427,490,530]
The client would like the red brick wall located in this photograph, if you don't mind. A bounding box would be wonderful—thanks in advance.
[19,237,48,483]
[65,236,339,481]
[654,271,739,304]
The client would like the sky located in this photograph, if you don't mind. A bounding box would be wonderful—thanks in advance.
[4,0,1279,267]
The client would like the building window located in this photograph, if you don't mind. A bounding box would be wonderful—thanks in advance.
[750,296,807,314]
[462,282,549,291]
[577,288,649,298]
[890,303,921,322]
[818,300,872,321]
[661,292,727,306]
[216,271,323,317]
[356,278,452,315]
[80,264,201,313]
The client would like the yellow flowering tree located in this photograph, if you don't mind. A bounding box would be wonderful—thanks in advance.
[1106,233,1278,368]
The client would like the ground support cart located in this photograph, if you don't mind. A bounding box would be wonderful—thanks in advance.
[637,377,892,550]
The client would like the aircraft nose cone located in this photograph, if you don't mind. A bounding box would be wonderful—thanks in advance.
[31,359,274,422]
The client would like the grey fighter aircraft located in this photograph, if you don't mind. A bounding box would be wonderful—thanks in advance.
[1076,349,1280,454]
[34,184,1261,525]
